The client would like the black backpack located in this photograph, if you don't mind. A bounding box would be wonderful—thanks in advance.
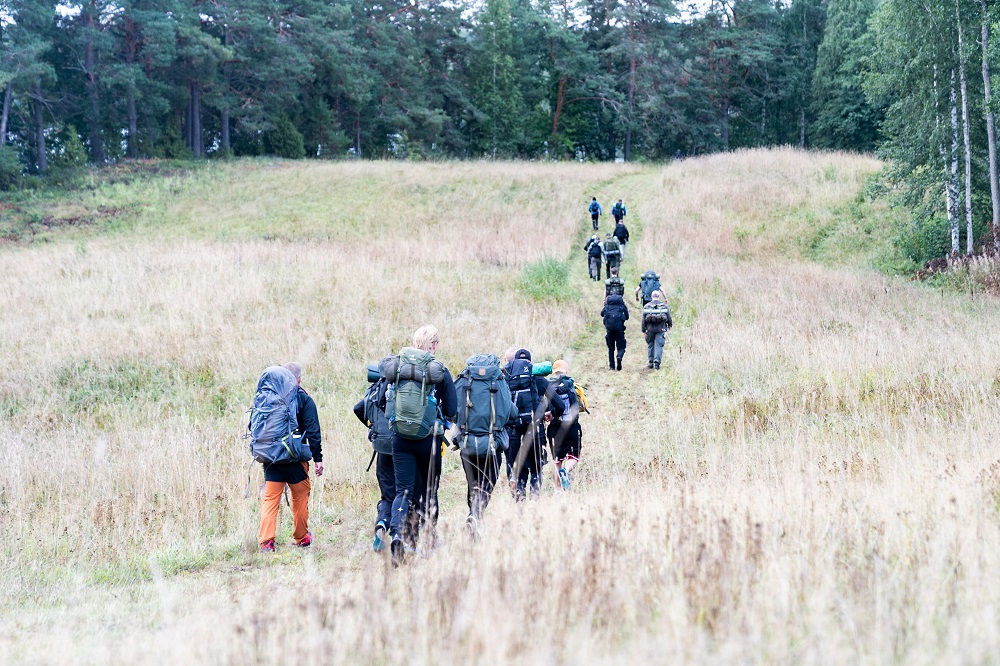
[551,377,579,422]
[603,295,628,331]
[363,379,393,455]
[605,276,625,297]
[640,271,661,301]
[505,359,538,427]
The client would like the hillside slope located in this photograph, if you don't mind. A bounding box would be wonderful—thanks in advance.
[3,150,1000,664]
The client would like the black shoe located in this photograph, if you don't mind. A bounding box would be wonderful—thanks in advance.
[390,538,404,567]
[654,363,660,370]
[609,363,615,370]
[616,358,622,371]
[648,362,654,369]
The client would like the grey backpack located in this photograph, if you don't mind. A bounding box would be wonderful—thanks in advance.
[454,354,515,456]
[248,366,310,465]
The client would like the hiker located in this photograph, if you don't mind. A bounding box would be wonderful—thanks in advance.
[380,325,457,565]
[641,290,673,370]
[635,270,662,307]
[605,266,625,299]
[603,233,621,276]
[584,235,603,281]
[353,361,398,553]
[257,362,323,552]
[546,360,585,491]
[601,294,629,371]
[453,354,516,536]
[588,197,602,230]
[504,348,563,500]
[612,199,626,224]
[613,218,630,259]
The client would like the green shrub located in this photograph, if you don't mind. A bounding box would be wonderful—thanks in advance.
[0,146,23,191]
[519,256,574,302]
[264,116,305,159]
[50,124,88,169]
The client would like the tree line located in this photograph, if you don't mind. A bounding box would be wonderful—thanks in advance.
[0,0,998,262]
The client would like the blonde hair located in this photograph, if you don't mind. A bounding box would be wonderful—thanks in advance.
[412,325,439,351]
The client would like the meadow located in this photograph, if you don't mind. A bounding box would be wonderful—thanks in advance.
[2,149,1000,664]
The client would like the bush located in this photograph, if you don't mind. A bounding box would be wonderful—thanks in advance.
[50,125,88,169]
[264,116,305,159]
[0,146,23,191]
[519,256,574,302]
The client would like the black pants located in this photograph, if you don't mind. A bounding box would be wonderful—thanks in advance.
[511,423,546,500]
[606,327,627,368]
[606,256,620,276]
[375,452,395,530]
[389,434,441,545]
[462,451,500,520]
[591,213,599,230]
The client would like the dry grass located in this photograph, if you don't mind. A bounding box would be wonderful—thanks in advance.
[3,150,1000,664]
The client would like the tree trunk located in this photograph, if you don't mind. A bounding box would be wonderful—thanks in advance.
[127,89,138,158]
[0,84,11,148]
[33,80,47,174]
[957,0,973,253]
[949,70,960,254]
[191,82,202,158]
[980,0,1000,251]
[721,96,731,151]
[800,108,806,148]
[550,75,568,156]
[185,90,193,150]
[221,107,230,153]
[84,10,104,164]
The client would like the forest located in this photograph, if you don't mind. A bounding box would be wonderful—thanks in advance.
[0,0,999,263]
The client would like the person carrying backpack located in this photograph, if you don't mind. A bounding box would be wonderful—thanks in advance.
[635,270,662,307]
[254,362,324,553]
[605,266,625,299]
[603,233,621,276]
[601,294,629,371]
[546,360,585,491]
[584,235,603,281]
[353,359,399,553]
[379,325,457,566]
[453,354,517,536]
[588,197,602,231]
[612,199,627,224]
[613,219,630,259]
[641,291,673,370]
[504,348,563,500]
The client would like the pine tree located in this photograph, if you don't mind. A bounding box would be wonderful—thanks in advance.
[471,0,524,158]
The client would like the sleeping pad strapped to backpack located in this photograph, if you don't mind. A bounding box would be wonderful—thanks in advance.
[249,366,310,465]
[380,347,446,440]
[454,354,515,455]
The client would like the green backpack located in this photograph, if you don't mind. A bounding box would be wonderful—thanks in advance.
[381,347,446,440]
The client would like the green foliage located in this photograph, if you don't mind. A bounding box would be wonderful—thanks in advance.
[0,146,23,191]
[49,125,88,170]
[519,256,574,301]
[264,116,305,159]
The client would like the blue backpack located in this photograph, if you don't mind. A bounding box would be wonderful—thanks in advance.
[454,354,515,455]
[248,366,310,465]
[363,379,393,455]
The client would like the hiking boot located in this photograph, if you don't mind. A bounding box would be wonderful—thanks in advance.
[616,358,623,371]
[558,468,570,491]
[466,514,480,539]
[648,362,654,369]
[609,362,615,370]
[654,362,660,370]
[390,538,404,567]
[295,532,313,548]
[260,539,276,553]
[373,523,387,553]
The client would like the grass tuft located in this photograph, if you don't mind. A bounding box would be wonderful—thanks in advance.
[519,256,574,302]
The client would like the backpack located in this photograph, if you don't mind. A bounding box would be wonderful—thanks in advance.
[380,347,446,440]
[604,237,621,257]
[605,276,625,297]
[643,301,672,327]
[613,202,622,216]
[454,354,514,455]
[248,366,310,465]
[550,376,579,422]
[505,358,538,427]
[603,295,628,331]
[588,242,603,258]
[640,271,661,301]
[363,379,393,454]
[589,201,599,214]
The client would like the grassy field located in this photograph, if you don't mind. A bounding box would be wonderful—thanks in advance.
[2,149,1000,664]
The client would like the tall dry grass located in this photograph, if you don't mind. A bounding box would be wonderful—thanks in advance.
[4,150,1000,664]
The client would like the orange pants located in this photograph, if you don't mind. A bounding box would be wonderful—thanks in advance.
[258,477,311,544]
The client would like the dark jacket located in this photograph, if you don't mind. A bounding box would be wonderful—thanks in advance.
[295,387,323,463]
[613,222,629,244]
[641,301,673,335]
[601,294,629,331]
[587,241,603,259]
[503,357,565,423]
